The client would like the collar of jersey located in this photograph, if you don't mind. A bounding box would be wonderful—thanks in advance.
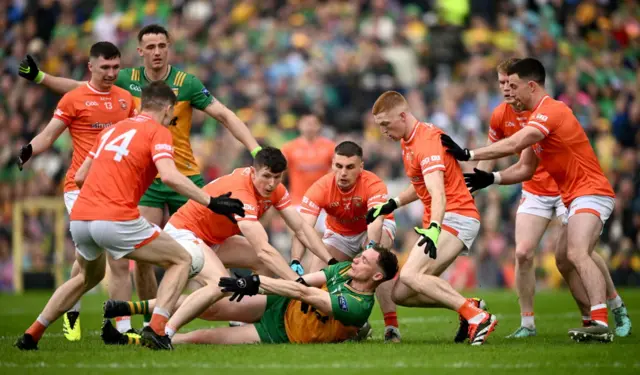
[142,65,172,83]
[403,120,421,144]
[344,280,374,296]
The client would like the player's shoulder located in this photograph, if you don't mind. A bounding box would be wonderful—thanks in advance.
[414,122,443,141]
[536,96,569,114]
[319,136,336,147]
[170,67,200,89]
[62,83,90,100]
[490,102,509,122]
[316,171,335,186]
[360,170,384,185]
[110,84,133,97]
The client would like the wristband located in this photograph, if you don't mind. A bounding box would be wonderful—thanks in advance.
[34,71,45,84]
[469,150,475,161]
[493,172,502,185]
[392,197,401,206]
[429,221,441,230]
[250,146,262,158]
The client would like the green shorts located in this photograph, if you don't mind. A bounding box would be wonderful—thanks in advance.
[254,295,291,344]
[139,174,205,215]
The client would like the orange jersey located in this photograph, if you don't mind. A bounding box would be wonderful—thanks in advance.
[281,136,335,205]
[526,96,615,205]
[168,168,291,246]
[489,102,560,196]
[53,83,136,192]
[401,122,480,222]
[299,171,394,236]
[70,114,174,221]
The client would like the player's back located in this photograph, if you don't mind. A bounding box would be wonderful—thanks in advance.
[489,102,559,196]
[70,114,173,222]
[281,136,335,205]
[526,96,614,203]
[169,167,289,245]
[401,123,479,220]
[54,83,135,192]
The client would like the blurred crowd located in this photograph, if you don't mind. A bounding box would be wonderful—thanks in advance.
[1,0,639,292]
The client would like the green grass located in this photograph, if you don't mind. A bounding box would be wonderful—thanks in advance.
[1,290,639,375]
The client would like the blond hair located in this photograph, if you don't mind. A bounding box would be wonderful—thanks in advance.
[372,91,408,115]
[497,57,521,74]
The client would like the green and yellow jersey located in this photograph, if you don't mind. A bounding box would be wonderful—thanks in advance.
[283,262,375,343]
[114,66,214,176]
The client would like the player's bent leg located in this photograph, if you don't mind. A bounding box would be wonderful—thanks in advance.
[509,213,549,338]
[198,294,268,323]
[166,244,230,337]
[106,256,134,333]
[376,225,400,342]
[555,226,591,321]
[173,324,261,345]
[136,205,165,324]
[591,251,632,336]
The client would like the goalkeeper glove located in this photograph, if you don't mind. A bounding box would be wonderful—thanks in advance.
[19,55,45,83]
[290,260,304,276]
[414,222,441,259]
[366,198,399,224]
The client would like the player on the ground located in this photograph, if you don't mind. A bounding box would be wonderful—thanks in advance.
[16,41,138,339]
[18,24,261,335]
[15,81,245,351]
[441,58,618,342]
[101,147,338,342]
[290,141,401,342]
[477,58,632,338]
[368,91,497,346]
[102,245,398,345]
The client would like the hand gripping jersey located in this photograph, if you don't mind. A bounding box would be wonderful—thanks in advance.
[281,136,335,205]
[70,114,174,221]
[115,66,214,176]
[299,170,394,236]
[53,83,135,192]
[284,261,375,343]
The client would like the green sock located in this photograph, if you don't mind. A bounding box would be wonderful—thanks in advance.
[128,300,150,315]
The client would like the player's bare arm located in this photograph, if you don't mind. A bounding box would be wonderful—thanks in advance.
[496,147,539,185]
[18,55,85,94]
[74,157,93,188]
[260,276,333,316]
[237,220,300,280]
[397,184,419,207]
[367,215,385,244]
[443,127,545,161]
[281,207,333,264]
[17,118,68,169]
[476,139,497,171]
[289,211,319,262]
[300,270,329,288]
[423,170,446,225]
[155,158,212,207]
[204,101,260,154]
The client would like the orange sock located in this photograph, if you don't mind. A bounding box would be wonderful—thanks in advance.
[591,304,608,327]
[384,312,398,328]
[149,313,169,336]
[26,320,47,342]
[457,299,485,321]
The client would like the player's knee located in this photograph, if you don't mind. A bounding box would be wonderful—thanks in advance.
[554,251,572,273]
[565,245,587,265]
[514,244,535,265]
[397,268,416,289]
[108,258,130,278]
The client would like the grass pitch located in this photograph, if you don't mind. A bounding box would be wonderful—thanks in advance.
[1,289,638,375]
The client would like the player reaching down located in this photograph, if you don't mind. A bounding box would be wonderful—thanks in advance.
[16,41,137,339]
[369,91,496,346]
[15,81,244,351]
[441,58,622,342]
[102,246,398,345]
[291,141,401,342]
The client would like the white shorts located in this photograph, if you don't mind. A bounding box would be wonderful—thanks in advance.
[163,223,217,249]
[296,205,327,232]
[70,217,161,261]
[517,191,567,220]
[561,195,615,226]
[441,212,481,252]
[64,190,80,214]
[322,219,396,259]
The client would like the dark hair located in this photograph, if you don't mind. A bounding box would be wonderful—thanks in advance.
[506,57,546,85]
[334,141,363,159]
[254,146,287,174]
[89,41,120,60]
[138,24,170,42]
[372,244,399,282]
[141,81,176,111]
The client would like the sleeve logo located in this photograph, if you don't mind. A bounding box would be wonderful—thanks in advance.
[535,113,548,122]
[338,296,349,312]
[243,203,256,211]
[54,108,64,116]
[155,144,173,152]
[201,88,211,97]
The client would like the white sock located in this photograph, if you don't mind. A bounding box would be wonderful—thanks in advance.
[69,301,81,313]
[115,317,132,333]
[143,321,150,327]
[153,307,170,318]
[582,315,591,323]
[37,315,50,327]
[521,314,535,329]
[468,312,487,325]
[607,294,623,310]
[165,324,176,338]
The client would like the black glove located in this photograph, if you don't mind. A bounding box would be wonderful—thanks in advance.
[208,192,245,224]
[464,168,495,194]
[327,258,338,265]
[18,55,42,82]
[414,222,441,259]
[440,134,472,161]
[218,273,261,302]
[366,198,398,224]
[296,277,311,313]
[17,144,33,171]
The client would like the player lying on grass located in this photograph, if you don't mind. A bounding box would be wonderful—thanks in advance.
[290,141,401,342]
[102,245,398,345]
[15,81,245,351]
[100,147,338,342]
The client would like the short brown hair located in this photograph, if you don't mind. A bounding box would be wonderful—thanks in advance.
[141,81,177,111]
[372,244,399,281]
[372,91,408,115]
[497,57,521,74]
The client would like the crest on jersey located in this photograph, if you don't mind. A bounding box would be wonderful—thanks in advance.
[172,88,179,97]
[338,296,349,312]
[119,99,128,110]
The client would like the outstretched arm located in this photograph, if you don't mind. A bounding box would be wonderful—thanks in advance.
[471,127,544,160]
[204,101,261,155]
[476,138,498,171]
[495,147,539,185]
[280,207,333,264]
[238,220,300,280]
[19,54,85,94]
[289,211,320,263]
[259,276,333,316]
